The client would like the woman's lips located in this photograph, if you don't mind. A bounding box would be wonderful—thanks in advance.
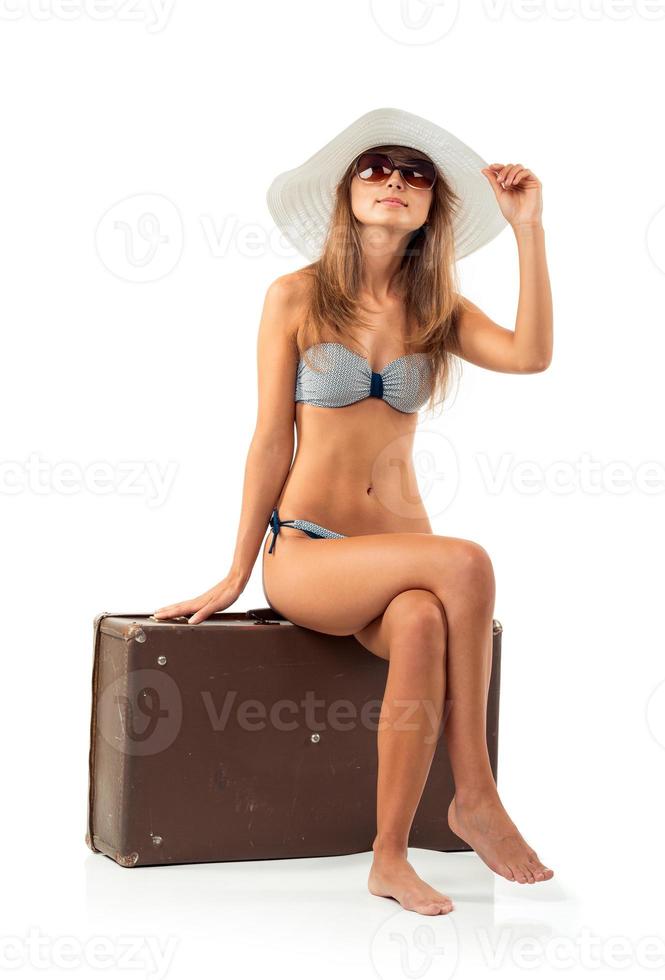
[379,199,406,208]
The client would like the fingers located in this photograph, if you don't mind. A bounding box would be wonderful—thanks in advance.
[483,163,538,188]
[152,603,197,620]
[153,593,211,620]
[154,576,241,626]
[503,164,524,187]
[486,163,522,186]
[152,599,213,625]
[505,167,528,187]
[481,166,500,189]
[188,599,221,626]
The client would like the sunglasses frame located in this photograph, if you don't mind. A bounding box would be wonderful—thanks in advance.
[354,150,437,191]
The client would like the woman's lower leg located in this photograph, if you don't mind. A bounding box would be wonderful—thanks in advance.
[368,590,455,915]
[443,593,497,796]
[371,592,447,856]
[431,547,553,882]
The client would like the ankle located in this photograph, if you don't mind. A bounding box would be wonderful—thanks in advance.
[452,783,500,808]
[372,834,408,859]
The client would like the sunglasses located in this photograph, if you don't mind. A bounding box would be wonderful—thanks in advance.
[354,151,437,191]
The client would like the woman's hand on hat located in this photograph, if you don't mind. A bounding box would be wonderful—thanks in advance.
[481,163,543,229]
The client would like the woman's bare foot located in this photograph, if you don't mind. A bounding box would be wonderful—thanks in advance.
[448,790,553,884]
[368,841,454,915]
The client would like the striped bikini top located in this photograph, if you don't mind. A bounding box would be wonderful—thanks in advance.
[294,342,433,415]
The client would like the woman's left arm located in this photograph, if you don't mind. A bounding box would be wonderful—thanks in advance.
[450,163,553,374]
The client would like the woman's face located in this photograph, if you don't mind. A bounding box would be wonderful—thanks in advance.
[349,145,434,237]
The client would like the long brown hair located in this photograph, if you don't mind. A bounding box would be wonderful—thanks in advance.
[295,143,464,415]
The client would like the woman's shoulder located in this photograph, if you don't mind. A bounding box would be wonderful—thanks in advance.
[266,266,316,303]
[264,267,316,342]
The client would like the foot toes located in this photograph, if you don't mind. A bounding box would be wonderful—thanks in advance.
[528,856,553,881]
[419,894,454,915]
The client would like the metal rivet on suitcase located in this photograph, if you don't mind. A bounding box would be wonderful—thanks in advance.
[310,733,320,743]
[151,835,163,847]
[157,655,167,666]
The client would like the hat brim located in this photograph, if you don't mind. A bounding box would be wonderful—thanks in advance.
[266,106,508,262]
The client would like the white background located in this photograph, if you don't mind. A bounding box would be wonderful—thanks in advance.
[2,1,664,977]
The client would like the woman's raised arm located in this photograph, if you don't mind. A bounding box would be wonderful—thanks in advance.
[450,164,553,374]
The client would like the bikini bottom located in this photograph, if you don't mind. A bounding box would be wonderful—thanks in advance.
[267,507,346,555]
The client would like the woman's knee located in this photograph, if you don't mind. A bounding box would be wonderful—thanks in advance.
[444,539,496,606]
[383,589,448,653]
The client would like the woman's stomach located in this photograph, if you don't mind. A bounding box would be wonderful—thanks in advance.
[275,405,434,536]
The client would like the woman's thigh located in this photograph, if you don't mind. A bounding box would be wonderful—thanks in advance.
[261,527,492,638]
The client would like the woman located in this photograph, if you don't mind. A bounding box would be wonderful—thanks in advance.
[155,108,554,916]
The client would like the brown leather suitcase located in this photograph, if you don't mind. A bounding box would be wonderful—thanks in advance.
[86,607,502,868]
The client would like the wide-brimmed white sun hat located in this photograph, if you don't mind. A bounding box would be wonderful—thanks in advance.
[266,106,508,262]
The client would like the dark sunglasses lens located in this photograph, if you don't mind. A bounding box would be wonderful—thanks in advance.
[402,159,437,189]
[356,152,436,189]
[356,153,393,182]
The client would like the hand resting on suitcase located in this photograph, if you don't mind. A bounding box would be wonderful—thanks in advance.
[153,571,246,625]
